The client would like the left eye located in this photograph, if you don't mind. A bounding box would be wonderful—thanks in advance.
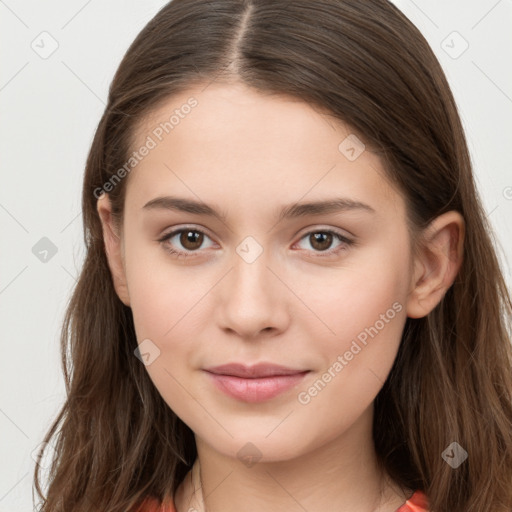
[158,228,353,259]
[293,230,353,257]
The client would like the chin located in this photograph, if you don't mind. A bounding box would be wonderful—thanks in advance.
[196,426,319,465]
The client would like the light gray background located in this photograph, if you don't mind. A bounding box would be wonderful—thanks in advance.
[1,1,511,510]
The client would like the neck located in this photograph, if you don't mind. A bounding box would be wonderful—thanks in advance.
[174,408,411,512]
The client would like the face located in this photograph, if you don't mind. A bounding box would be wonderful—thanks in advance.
[102,82,417,462]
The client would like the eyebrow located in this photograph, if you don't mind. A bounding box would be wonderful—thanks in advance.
[142,195,376,222]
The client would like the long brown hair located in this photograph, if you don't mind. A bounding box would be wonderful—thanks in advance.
[33,1,512,511]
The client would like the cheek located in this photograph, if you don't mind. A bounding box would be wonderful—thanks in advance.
[123,238,204,341]
[123,243,208,423]
[292,239,410,410]
[123,241,216,401]
[300,237,411,349]
[292,288,408,445]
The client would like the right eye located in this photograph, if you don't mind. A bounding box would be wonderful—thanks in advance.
[158,227,216,259]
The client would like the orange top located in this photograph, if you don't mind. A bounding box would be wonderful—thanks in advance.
[396,490,429,512]
[138,489,429,511]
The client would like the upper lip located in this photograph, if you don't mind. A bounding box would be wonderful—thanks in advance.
[204,363,309,378]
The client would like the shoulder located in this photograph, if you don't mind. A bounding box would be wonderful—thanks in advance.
[396,490,429,512]
[136,496,176,512]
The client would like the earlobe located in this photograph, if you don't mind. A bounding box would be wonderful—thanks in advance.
[406,211,465,318]
[96,193,131,307]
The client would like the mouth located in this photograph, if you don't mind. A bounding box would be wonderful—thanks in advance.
[203,363,310,403]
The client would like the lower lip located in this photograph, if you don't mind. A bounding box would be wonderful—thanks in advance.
[204,371,309,403]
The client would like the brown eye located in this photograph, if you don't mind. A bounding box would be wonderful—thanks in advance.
[295,229,354,258]
[309,232,333,251]
[180,230,204,251]
[158,227,215,259]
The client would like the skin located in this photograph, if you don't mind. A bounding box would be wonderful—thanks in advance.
[97,82,464,512]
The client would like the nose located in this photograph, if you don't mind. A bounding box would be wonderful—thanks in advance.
[215,250,291,340]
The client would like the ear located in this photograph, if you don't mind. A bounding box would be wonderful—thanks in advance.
[96,193,131,306]
[406,211,465,318]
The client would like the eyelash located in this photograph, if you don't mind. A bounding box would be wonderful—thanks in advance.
[157,226,354,260]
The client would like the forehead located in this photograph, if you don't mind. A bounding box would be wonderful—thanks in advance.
[134,81,361,157]
[126,82,403,219]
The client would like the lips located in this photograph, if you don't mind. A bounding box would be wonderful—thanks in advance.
[203,363,310,402]
[204,362,308,378]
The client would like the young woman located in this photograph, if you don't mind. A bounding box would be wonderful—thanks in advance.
[33,1,512,511]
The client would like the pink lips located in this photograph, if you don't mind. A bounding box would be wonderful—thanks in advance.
[203,363,310,403]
